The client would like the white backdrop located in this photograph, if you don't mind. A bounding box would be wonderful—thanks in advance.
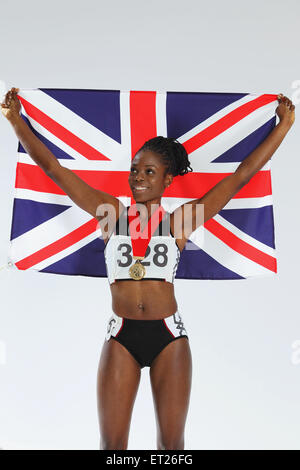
[0,0,299,450]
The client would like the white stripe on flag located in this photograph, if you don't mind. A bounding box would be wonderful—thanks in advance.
[10,206,93,263]
[19,89,130,170]
[156,91,167,136]
[13,189,130,209]
[14,187,74,206]
[28,228,103,271]
[186,101,277,168]
[190,226,275,277]
[16,151,271,173]
[161,195,274,211]
[120,91,133,163]
[213,213,275,256]
[176,94,258,146]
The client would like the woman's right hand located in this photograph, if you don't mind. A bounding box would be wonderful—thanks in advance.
[1,87,21,122]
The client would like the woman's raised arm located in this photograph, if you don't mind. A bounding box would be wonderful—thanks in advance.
[1,87,124,222]
[171,93,295,243]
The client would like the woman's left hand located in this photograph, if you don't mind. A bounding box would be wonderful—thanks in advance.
[276,94,295,127]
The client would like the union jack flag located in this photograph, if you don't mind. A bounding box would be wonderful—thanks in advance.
[8,88,278,279]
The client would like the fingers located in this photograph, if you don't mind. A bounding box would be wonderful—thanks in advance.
[5,90,11,106]
[1,87,20,119]
[3,87,19,106]
[277,93,294,110]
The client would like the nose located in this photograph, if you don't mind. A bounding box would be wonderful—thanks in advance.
[134,173,145,182]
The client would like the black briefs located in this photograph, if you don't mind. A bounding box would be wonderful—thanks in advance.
[105,311,189,369]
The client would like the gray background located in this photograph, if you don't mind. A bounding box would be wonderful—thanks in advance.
[0,0,299,450]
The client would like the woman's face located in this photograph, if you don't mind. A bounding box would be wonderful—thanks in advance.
[128,150,173,202]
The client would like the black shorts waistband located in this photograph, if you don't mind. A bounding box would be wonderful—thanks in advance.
[112,311,179,323]
[106,310,188,345]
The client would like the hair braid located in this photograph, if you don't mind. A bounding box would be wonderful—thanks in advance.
[136,136,193,177]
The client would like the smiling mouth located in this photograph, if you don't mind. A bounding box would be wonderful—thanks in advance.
[132,186,149,192]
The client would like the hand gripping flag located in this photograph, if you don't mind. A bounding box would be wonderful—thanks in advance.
[7,88,278,279]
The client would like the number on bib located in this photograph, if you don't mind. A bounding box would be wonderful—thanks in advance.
[117,243,168,267]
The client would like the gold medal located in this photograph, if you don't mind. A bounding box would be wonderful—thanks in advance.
[128,204,166,281]
[129,258,146,280]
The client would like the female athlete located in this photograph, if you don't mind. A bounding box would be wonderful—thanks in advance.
[1,88,295,450]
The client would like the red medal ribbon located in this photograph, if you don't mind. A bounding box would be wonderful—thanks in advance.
[128,204,166,259]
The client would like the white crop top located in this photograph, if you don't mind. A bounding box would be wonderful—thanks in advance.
[104,206,181,285]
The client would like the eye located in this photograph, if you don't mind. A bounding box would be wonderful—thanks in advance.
[130,168,154,173]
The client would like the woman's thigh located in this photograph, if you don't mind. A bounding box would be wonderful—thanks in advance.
[96,338,141,449]
[149,337,192,449]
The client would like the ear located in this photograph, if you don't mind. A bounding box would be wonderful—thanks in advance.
[165,174,173,187]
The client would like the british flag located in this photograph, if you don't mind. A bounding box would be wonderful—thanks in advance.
[8,88,278,279]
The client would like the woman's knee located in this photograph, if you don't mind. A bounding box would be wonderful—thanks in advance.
[157,435,184,450]
[100,436,128,450]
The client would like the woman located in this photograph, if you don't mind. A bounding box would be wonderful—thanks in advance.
[1,88,295,450]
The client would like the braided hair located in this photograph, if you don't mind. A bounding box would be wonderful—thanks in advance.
[136,136,193,177]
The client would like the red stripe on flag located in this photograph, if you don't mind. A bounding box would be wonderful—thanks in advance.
[15,163,272,199]
[15,218,99,270]
[204,217,277,272]
[18,96,110,161]
[130,91,157,158]
[164,170,272,198]
[183,94,277,154]
[15,163,131,196]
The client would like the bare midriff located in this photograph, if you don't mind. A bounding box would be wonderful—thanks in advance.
[109,279,178,320]
[103,209,185,320]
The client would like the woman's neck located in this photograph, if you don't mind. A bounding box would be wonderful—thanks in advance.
[135,198,162,221]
